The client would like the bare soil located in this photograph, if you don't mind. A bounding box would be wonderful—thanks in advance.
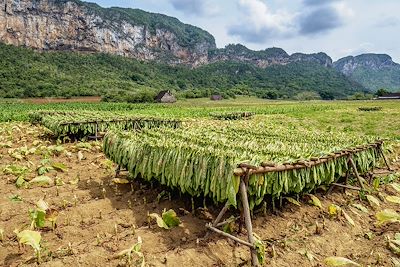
[0,123,399,267]
[22,97,101,104]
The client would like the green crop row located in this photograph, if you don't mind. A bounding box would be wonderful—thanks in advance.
[103,119,382,209]
[31,111,181,138]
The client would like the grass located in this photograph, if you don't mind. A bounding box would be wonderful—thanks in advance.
[1,97,399,139]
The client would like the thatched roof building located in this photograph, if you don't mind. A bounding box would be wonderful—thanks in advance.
[155,90,177,103]
[210,95,223,101]
[377,93,400,100]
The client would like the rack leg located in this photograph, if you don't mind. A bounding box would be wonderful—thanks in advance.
[379,146,393,171]
[115,165,121,178]
[239,179,259,266]
[95,123,98,141]
[205,200,230,239]
[348,158,365,190]
[213,201,230,227]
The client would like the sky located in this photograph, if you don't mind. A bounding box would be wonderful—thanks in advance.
[89,0,400,62]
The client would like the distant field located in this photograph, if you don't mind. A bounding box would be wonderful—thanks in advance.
[1,97,399,139]
[1,97,400,266]
[22,96,102,104]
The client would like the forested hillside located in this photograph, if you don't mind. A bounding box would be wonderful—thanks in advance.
[0,44,365,101]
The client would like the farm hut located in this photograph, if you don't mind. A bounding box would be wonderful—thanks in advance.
[210,95,223,101]
[377,92,400,100]
[155,90,177,103]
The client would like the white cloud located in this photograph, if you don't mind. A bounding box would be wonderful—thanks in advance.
[228,0,298,42]
[229,0,353,43]
[169,0,220,16]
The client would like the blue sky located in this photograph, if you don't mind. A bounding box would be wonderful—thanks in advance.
[90,0,400,62]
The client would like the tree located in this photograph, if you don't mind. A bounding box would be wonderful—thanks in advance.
[376,88,389,97]
[293,91,321,101]
[319,91,335,100]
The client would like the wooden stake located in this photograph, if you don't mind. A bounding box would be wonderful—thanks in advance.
[95,122,98,141]
[213,201,230,227]
[205,200,231,239]
[343,170,349,193]
[215,216,240,228]
[263,201,267,216]
[331,183,361,191]
[379,145,393,171]
[348,158,365,190]
[115,165,121,178]
[239,179,259,266]
[205,223,254,248]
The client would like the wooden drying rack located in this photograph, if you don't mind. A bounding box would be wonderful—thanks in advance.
[113,140,392,266]
[57,118,181,140]
[206,140,392,266]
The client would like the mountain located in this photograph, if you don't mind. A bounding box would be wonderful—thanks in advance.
[208,44,333,68]
[0,0,339,69]
[334,54,400,91]
[0,43,364,100]
[0,0,216,66]
[0,0,367,100]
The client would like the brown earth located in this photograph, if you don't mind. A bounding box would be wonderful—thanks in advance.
[22,97,102,104]
[0,123,399,267]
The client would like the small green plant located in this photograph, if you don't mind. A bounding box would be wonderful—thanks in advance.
[3,165,29,187]
[16,230,42,263]
[28,176,53,187]
[9,194,23,202]
[116,236,145,267]
[253,233,266,265]
[324,256,360,266]
[52,162,68,172]
[388,233,400,255]
[376,209,400,225]
[149,209,181,229]
[29,199,58,230]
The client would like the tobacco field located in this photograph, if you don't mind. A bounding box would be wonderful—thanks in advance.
[0,98,400,266]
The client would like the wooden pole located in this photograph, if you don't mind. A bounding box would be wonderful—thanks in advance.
[205,201,230,239]
[348,158,365,190]
[379,145,393,171]
[216,216,240,228]
[115,165,121,178]
[233,141,383,177]
[213,201,230,227]
[95,122,98,141]
[205,223,254,248]
[239,179,259,266]
[331,183,361,191]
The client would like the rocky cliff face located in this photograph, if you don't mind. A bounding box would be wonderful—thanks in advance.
[0,0,216,66]
[334,54,399,75]
[0,0,339,69]
[289,52,332,67]
[209,44,332,68]
[333,54,400,91]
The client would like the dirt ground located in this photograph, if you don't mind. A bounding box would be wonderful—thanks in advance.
[0,123,400,267]
[22,97,102,104]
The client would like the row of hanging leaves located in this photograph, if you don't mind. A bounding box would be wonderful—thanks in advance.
[103,120,383,209]
[29,111,181,138]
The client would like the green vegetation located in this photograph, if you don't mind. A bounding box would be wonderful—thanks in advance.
[210,111,255,120]
[334,54,400,92]
[31,111,181,138]
[103,117,382,208]
[1,98,399,139]
[209,44,289,60]
[350,66,400,92]
[0,43,364,100]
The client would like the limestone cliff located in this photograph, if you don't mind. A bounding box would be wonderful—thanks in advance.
[334,54,400,91]
[209,44,333,68]
[0,0,216,66]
